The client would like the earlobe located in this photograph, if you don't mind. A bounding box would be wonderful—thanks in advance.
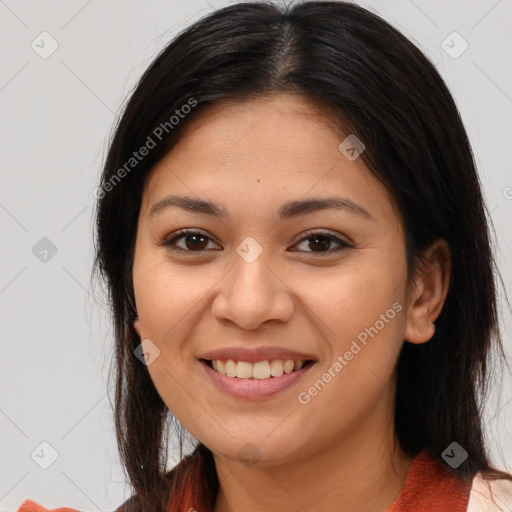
[403,239,451,345]
[133,317,141,337]
[404,316,436,344]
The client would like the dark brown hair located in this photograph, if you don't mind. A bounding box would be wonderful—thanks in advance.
[92,1,510,510]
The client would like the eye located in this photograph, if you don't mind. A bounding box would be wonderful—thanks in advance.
[161,229,220,253]
[161,228,352,256]
[291,229,352,255]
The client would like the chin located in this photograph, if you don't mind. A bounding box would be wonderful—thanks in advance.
[205,433,305,468]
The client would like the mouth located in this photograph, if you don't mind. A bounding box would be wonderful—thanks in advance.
[199,356,317,399]
[200,358,316,380]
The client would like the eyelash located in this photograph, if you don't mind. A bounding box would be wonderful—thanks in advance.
[161,228,352,256]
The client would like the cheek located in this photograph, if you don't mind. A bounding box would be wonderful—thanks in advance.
[298,256,407,350]
[292,267,406,440]
[296,250,408,409]
[132,253,217,395]
[133,253,207,338]
[134,264,205,428]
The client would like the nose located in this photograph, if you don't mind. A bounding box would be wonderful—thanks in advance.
[211,254,294,330]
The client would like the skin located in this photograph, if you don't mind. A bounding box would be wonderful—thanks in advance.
[132,93,451,512]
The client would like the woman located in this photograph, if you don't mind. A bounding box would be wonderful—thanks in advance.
[17,1,512,511]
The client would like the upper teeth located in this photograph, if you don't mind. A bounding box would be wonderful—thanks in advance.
[211,359,305,379]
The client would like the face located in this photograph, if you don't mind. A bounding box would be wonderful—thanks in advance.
[132,93,415,467]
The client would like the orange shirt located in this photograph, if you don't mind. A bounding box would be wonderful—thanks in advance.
[15,451,511,512]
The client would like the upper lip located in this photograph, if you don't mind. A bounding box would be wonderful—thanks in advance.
[198,346,317,363]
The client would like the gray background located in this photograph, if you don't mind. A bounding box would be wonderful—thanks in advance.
[1,0,511,510]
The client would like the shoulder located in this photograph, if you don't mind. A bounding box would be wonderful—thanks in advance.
[468,472,512,512]
[16,498,134,512]
[16,500,81,512]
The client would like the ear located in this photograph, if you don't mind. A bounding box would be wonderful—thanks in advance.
[133,317,141,337]
[404,238,451,344]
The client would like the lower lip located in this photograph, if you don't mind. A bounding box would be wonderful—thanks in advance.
[199,359,315,399]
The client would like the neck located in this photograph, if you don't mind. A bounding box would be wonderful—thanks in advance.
[212,388,412,512]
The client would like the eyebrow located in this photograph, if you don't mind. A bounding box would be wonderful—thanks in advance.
[148,194,373,220]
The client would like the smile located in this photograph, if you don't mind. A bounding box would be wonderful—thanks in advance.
[199,358,316,399]
[203,358,314,379]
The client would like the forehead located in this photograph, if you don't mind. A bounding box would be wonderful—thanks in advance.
[169,94,347,163]
[141,94,399,227]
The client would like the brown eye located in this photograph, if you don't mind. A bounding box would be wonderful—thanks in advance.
[181,233,208,250]
[306,234,331,252]
[162,230,218,253]
[291,230,352,255]
[162,229,352,256]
